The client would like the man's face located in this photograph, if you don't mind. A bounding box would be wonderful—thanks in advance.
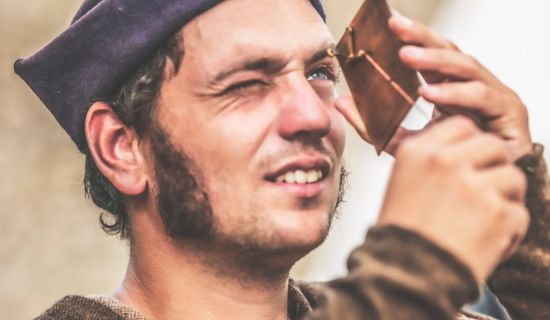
[149,0,346,257]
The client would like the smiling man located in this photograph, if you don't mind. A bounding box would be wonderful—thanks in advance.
[15,0,550,319]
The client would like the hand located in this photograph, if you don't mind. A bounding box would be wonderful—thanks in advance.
[378,117,529,282]
[336,12,533,160]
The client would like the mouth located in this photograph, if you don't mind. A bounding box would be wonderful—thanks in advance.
[272,168,324,184]
[265,157,331,187]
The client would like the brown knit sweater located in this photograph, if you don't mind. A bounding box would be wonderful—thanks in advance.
[487,144,550,319]
[35,145,549,320]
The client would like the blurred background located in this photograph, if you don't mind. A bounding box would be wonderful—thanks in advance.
[1,0,549,318]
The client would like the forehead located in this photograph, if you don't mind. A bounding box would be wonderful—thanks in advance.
[181,0,332,66]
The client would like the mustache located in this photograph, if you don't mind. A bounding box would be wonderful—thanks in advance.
[258,140,337,171]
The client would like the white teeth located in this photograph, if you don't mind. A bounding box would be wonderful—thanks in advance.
[295,170,307,184]
[284,171,296,184]
[306,170,318,183]
[274,169,324,184]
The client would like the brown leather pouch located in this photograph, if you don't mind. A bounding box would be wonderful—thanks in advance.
[332,0,420,153]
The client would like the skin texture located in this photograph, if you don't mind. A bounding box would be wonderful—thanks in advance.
[154,0,344,256]
[87,1,343,319]
[84,2,532,320]
[380,117,529,283]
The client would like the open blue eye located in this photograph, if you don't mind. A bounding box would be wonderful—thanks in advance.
[307,65,338,82]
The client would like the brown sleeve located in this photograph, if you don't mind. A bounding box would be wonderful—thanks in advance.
[488,143,550,320]
[305,225,479,320]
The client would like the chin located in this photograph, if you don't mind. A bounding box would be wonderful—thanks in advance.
[270,206,333,252]
[211,205,335,272]
[269,217,332,270]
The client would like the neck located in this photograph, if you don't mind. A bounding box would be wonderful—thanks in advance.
[114,212,292,320]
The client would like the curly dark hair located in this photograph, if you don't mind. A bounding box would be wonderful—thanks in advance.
[83,32,184,239]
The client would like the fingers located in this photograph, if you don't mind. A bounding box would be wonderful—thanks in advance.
[500,204,530,260]
[400,46,506,89]
[510,203,530,238]
[389,11,509,92]
[451,133,514,169]
[334,95,371,142]
[389,12,458,50]
[335,96,420,155]
[411,116,480,146]
[384,127,419,156]
[419,81,524,119]
[482,165,528,202]
[389,11,461,85]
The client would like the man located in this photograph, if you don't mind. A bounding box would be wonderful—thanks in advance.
[15,0,549,319]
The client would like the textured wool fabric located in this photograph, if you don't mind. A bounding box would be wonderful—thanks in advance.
[34,226,485,320]
[14,0,326,152]
[488,144,550,320]
[35,295,123,320]
[305,225,481,320]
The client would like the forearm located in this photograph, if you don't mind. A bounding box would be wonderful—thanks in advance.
[488,143,550,320]
[306,225,479,320]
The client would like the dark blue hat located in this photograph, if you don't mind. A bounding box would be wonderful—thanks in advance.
[15,0,326,152]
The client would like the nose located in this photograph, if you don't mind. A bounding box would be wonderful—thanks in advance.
[277,76,332,142]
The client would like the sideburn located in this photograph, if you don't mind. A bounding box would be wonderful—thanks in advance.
[151,125,215,239]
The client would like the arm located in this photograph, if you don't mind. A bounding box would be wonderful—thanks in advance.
[327,8,532,319]
[304,225,479,320]
[378,15,550,318]
[488,144,550,320]
[301,117,526,320]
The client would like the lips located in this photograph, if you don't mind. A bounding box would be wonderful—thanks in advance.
[265,157,331,185]
[275,169,324,184]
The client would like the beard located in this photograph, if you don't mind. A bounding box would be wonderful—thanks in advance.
[150,125,215,239]
[150,124,348,249]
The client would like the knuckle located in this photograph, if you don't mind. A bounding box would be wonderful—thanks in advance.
[401,22,420,42]
[413,21,428,37]
[489,134,504,146]
[395,138,418,160]
[492,199,509,221]
[520,208,531,235]
[508,92,529,117]
[508,88,522,101]
[450,116,478,134]
[395,138,415,159]
[464,54,481,72]
[517,206,530,231]
[482,134,507,152]
[426,149,456,170]
[447,40,460,51]
[507,205,530,240]
[473,81,492,100]
[459,170,480,195]
[512,167,528,193]
[496,165,527,201]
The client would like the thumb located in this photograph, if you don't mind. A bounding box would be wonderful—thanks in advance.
[335,95,371,143]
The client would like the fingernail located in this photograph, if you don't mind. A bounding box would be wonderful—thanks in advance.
[402,46,424,57]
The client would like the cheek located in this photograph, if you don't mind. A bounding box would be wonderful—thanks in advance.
[190,108,274,189]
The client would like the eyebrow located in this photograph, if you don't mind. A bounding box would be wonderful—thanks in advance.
[210,42,336,84]
[305,44,336,66]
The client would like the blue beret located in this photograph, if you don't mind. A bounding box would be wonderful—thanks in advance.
[15,0,326,152]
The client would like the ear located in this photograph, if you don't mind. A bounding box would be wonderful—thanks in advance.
[85,102,148,196]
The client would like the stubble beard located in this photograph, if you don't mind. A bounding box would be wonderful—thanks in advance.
[150,124,348,258]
